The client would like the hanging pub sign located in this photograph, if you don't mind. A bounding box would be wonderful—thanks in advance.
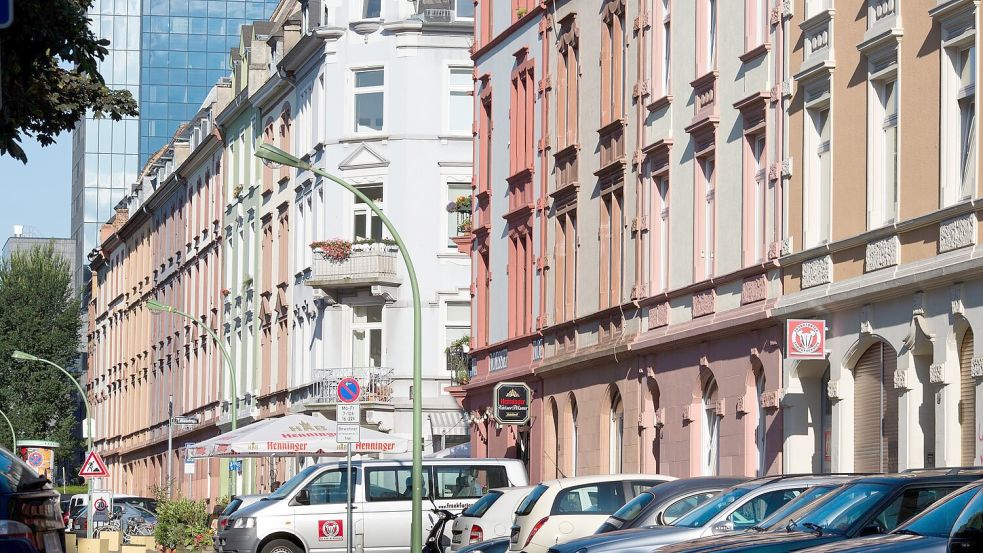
[786,319,827,360]
[493,382,532,425]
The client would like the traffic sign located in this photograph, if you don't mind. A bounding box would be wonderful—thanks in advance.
[337,424,360,443]
[0,0,12,30]
[79,451,110,478]
[229,460,242,473]
[337,378,361,403]
[338,404,360,424]
[173,416,200,426]
[91,491,112,523]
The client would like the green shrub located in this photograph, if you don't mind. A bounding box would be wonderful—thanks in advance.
[153,490,214,550]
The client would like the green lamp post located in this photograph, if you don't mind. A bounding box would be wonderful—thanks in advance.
[144,299,239,496]
[12,351,93,539]
[254,142,425,553]
[0,407,15,451]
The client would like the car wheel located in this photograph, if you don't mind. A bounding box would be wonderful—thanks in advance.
[262,539,304,553]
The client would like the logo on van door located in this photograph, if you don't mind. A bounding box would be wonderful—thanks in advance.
[318,520,344,541]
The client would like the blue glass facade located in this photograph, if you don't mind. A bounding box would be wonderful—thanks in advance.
[70,0,278,287]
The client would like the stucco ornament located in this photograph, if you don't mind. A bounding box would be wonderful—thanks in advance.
[971,357,983,379]
[761,390,782,409]
[681,404,693,423]
[929,363,947,385]
[648,302,669,328]
[654,407,666,428]
[893,369,910,390]
[938,213,977,252]
[801,255,832,289]
[826,379,841,400]
[865,235,900,272]
[741,274,768,304]
[692,289,716,318]
[735,395,747,415]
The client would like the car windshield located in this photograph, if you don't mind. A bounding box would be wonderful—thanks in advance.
[790,483,890,535]
[609,492,654,524]
[516,485,548,516]
[673,486,753,528]
[893,487,979,539]
[463,491,503,517]
[269,466,320,500]
[759,485,838,530]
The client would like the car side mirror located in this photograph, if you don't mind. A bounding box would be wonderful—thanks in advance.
[711,520,735,534]
[293,489,310,506]
[858,524,882,537]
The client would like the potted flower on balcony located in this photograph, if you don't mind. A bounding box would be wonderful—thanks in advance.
[221,288,231,297]
[311,239,353,261]
[351,237,400,253]
[454,195,472,213]
[445,335,471,385]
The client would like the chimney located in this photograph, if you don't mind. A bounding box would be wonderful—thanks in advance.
[12,225,23,237]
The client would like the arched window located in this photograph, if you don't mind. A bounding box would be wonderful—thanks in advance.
[609,390,624,474]
[959,327,976,465]
[570,396,579,477]
[755,369,766,476]
[701,376,720,476]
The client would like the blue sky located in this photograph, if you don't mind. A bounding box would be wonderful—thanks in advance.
[0,136,71,241]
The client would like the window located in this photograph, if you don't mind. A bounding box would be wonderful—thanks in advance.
[507,231,533,337]
[728,489,802,529]
[510,55,535,174]
[804,107,831,247]
[352,184,384,240]
[897,487,979,538]
[656,176,669,290]
[444,301,470,370]
[477,250,491,346]
[662,492,717,524]
[447,182,471,246]
[747,0,768,50]
[951,487,983,540]
[552,482,627,514]
[363,0,381,18]
[352,305,383,367]
[570,397,579,477]
[943,44,977,206]
[557,18,580,147]
[755,370,766,476]
[699,156,716,279]
[703,0,717,72]
[456,0,474,19]
[653,0,671,96]
[609,392,624,474]
[479,84,493,195]
[449,67,472,134]
[366,467,429,501]
[869,78,898,228]
[599,189,624,309]
[462,490,503,517]
[956,47,976,199]
[601,5,626,124]
[479,0,493,45]
[554,212,577,322]
[700,376,720,476]
[353,69,384,133]
[748,133,767,263]
[432,466,509,499]
[298,469,353,505]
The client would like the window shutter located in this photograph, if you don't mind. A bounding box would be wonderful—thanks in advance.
[960,328,976,465]
[854,344,883,473]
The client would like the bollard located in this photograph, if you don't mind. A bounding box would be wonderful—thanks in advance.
[65,533,78,553]
[100,530,122,552]
[77,537,110,553]
[128,535,157,551]
[121,545,148,553]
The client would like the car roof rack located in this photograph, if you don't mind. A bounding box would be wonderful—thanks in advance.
[746,472,874,483]
[900,466,983,475]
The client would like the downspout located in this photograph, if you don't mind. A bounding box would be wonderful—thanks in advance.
[250,110,263,495]
[539,9,552,331]
[633,0,648,475]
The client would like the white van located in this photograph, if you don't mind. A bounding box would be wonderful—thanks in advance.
[216,458,529,553]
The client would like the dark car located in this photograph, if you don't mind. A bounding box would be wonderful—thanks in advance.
[457,536,510,553]
[70,502,157,537]
[654,469,983,553]
[792,479,983,553]
[596,476,749,533]
[0,447,66,553]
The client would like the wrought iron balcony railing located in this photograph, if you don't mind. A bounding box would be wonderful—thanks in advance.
[309,366,395,405]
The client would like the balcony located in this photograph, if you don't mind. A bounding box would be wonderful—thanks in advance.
[308,367,395,407]
[307,242,401,302]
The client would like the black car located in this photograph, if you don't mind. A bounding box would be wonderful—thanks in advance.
[0,447,65,553]
[596,476,749,532]
[654,469,983,553]
[792,479,983,553]
[456,536,510,553]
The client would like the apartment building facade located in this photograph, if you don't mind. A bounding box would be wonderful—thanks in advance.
[461,0,789,480]
[780,0,982,473]
[88,84,231,499]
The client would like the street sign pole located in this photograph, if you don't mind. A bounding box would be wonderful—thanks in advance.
[347,441,353,553]
[337,378,362,553]
[167,395,174,498]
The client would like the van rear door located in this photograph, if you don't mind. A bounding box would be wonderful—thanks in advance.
[291,466,361,553]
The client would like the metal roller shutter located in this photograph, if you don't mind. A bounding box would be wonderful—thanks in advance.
[960,329,976,466]
[854,344,882,472]
[882,347,898,473]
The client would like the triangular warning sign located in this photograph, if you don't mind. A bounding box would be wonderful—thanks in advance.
[79,451,110,479]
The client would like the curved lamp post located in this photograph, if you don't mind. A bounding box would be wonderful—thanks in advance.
[0,407,15,451]
[255,142,425,553]
[145,299,238,496]
[12,351,93,539]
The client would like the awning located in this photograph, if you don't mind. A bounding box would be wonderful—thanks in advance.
[427,411,469,437]
[187,413,408,458]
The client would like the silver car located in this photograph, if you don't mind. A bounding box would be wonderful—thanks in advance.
[545,475,857,553]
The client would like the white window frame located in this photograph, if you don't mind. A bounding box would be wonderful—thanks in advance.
[706,0,717,70]
[447,65,474,135]
[351,66,386,136]
[700,378,720,476]
[701,156,715,278]
[609,394,624,475]
[657,175,669,291]
[444,178,472,251]
[362,0,382,19]
[755,371,766,476]
[940,13,977,207]
[662,0,671,93]
[351,304,384,368]
[750,133,767,263]
[441,297,471,371]
[350,182,385,241]
[866,47,899,230]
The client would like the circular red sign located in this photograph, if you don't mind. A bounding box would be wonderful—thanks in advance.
[94,498,108,512]
[337,377,361,403]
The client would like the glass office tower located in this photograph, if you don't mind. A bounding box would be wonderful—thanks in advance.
[70,0,279,287]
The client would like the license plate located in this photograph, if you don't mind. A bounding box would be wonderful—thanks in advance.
[510,528,519,544]
[451,533,462,544]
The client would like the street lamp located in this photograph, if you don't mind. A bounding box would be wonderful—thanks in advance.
[255,142,426,553]
[0,407,16,451]
[145,299,238,496]
[12,351,92,539]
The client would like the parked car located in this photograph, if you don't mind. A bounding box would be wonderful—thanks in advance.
[652,469,983,553]
[217,458,529,553]
[219,495,267,531]
[451,487,536,550]
[114,496,158,514]
[70,502,158,538]
[0,446,65,553]
[509,474,676,553]
[545,474,855,553]
[458,537,511,553]
[595,476,748,533]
